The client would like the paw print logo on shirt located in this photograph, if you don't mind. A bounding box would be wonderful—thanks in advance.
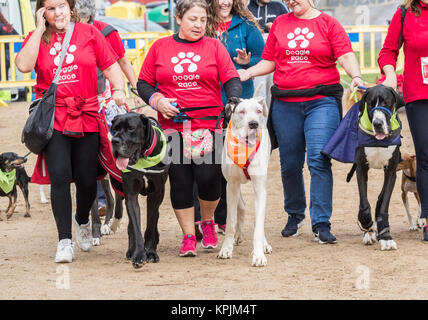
[287,28,314,49]
[49,42,77,66]
[171,52,201,74]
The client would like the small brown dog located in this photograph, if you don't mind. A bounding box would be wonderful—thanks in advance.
[396,153,425,230]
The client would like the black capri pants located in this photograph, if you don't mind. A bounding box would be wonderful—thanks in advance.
[45,130,99,240]
[167,130,223,209]
[405,100,428,218]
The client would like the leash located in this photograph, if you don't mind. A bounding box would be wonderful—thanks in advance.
[22,151,31,159]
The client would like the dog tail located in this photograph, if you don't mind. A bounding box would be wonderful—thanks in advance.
[346,164,357,182]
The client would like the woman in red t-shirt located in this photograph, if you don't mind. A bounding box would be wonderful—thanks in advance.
[15,0,126,263]
[239,0,364,244]
[137,0,241,257]
[379,0,428,241]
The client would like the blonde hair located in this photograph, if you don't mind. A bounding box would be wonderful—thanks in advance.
[36,0,79,44]
[403,0,421,16]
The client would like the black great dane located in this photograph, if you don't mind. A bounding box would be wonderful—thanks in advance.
[347,84,403,251]
[111,112,169,268]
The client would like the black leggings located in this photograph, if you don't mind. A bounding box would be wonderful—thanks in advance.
[168,131,222,209]
[45,130,99,240]
[405,100,428,218]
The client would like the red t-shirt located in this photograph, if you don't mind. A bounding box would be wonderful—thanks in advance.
[20,23,118,132]
[93,20,126,60]
[262,12,353,102]
[378,2,428,104]
[216,20,232,39]
[139,35,239,131]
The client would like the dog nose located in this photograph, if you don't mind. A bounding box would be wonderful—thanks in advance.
[248,121,259,129]
[372,119,383,129]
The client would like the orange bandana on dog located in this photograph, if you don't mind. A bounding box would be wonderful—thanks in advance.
[226,122,261,180]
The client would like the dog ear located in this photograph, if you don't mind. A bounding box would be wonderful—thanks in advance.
[255,96,268,117]
[359,89,368,115]
[140,114,153,145]
[386,86,404,110]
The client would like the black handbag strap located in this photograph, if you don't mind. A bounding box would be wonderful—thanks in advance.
[52,22,75,84]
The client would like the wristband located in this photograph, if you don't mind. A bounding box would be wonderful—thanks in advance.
[149,92,165,111]
[352,75,362,80]
[112,87,125,92]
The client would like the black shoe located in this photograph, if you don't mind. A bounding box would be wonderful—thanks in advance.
[423,226,428,242]
[281,214,305,237]
[313,223,337,244]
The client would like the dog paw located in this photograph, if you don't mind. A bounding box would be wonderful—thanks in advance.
[380,239,397,251]
[217,246,233,259]
[132,252,147,269]
[234,234,244,246]
[409,225,418,231]
[145,251,160,263]
[101,224,112,235]
[40,198,48,204]
[362,232,377,245]
[417,218,426,229]
[251,252,267,267]
[92,238,101,246]
[24,213,31,218]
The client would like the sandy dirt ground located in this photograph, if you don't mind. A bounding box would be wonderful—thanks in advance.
[0,100,427,300]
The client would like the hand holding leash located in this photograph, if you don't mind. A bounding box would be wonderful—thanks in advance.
[112,89,126,107]
[349,76,365,92]
[381,75,397,90]
[234,48,252,65]
[158,98,179,120]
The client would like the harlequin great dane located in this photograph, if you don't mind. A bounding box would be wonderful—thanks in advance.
[217,96,272,267]
[347,84,403,251]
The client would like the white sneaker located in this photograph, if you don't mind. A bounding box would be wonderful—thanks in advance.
[72,212,93,252]
[55,239,75,263]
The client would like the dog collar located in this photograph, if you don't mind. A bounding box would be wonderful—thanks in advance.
[123,126,167,173]
[142,126,158,158]
[359,102,400,135]
[0,169,16,194]
[226,121,262,180]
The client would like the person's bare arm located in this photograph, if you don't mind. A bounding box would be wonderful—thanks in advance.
[15,8,46,73]
[103,62,126,106]
[237,59,275,82]
[337,52,365,91]
[117,56,144,108]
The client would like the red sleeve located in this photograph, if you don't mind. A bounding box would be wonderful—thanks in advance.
[328,17,353,60]
[261,19,278,61]
[216,40,239,84]
[138,39,157,86]
[378,8,402,73]
[105,31,126,59]
[93,27,118,71]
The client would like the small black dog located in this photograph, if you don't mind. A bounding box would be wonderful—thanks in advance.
[110,112,169,268]
[0,152,31,220]
[347,85,403,250]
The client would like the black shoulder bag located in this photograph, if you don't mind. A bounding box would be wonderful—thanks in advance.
[21,22,75,154]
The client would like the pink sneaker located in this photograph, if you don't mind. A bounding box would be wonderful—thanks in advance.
[217,224,226,234]
[179,234,197,257]
[200,220,218,249]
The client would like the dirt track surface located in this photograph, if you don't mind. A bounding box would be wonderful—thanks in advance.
[0,101,427,300]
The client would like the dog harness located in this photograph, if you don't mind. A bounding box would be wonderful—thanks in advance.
[226,121,262,180]
[0,169,15,194]
[123,126,168,174]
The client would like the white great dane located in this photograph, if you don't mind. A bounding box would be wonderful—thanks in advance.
[217,96,272,267]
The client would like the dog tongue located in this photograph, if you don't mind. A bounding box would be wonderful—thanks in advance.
[116,157,129,170]
[375,133,386,140]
